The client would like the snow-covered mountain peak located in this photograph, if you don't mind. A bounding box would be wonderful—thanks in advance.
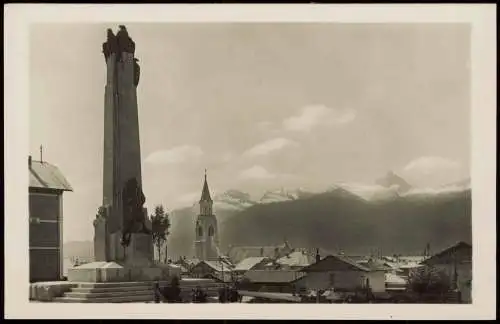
[213,189,257,211]
[259,187,315,204]
[327,182,401,201]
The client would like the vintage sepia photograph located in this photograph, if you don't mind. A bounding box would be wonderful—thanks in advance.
[4,3,496,320]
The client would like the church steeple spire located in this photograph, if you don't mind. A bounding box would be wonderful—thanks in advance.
[200,169,212,203]
[194,169,219,261]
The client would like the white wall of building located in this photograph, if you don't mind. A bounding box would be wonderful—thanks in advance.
[303,270,386,292]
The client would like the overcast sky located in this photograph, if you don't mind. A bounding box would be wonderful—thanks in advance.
[30,23,471,242]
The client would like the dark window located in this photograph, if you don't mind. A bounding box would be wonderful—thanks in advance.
[329,273,336,287]
[208,226,214,237]
[30,248,60,282]
[29,222,59,247]
[29,193,60,221]
[197,226,203,237]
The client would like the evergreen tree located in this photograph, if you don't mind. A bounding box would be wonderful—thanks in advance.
[150,205,171,263]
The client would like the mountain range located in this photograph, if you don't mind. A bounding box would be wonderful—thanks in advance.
[63,173,472,262]
[166,172,471,259]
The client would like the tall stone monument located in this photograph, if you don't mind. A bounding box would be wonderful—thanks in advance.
[94,24,153,266]
[68,26,162,283]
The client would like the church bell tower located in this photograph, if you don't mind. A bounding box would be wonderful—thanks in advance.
[194,170,219,261]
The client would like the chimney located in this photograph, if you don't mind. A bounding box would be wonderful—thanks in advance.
[28,155,32,168]
[315,248,320,263]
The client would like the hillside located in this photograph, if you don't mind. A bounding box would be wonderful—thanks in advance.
[63,240,94,259]
[65,179,472,261]
[167,204,237,260]
[219,188,472,256]
[167,185,471,259]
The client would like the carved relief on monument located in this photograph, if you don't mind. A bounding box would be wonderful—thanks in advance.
[120,177,150,247]
[93,205,108,228]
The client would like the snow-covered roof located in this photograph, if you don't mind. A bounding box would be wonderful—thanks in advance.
[202,260,233,273]
[29,159,73,191]
[276,251,315,268]
[234,257,269,271]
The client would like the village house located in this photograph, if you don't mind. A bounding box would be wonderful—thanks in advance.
[29,155,73,282]
[190,259,234,283]
[226,240,293,264]
[421,241,472,303]
[233,257,272,276]
[274,249,317,270]
[384,272,408,292]
[301,254,387,293]
[174,257,200,273]
[241,270,307,294]
[355,257,411,292]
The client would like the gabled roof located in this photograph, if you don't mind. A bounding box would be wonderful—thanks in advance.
[175,257,200,269]
[301,254,372,273]
[227,243,292,264]
[29,160,73,191]
[358,258,393,271]
[204,272,233,283]
[234,257,269,271]
[347,255,370,263]
[197,260,233,273]
[422,241,472,266]
[244,270,305,284]
[398,256,428,263]
[276,250,315,268]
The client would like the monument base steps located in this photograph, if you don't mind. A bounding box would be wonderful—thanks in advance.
[31,278,226,303]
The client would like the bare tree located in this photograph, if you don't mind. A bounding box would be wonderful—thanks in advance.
[407,266,451,298]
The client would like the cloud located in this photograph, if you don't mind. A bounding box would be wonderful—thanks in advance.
[243,138,298,157]
[401,156,464,187]
[257,121,274,130]
[145,145,203,165]
[283,105,356,132]
[403,186,468,196]
[238,165,277,180]
[177,192,200,204]
[221,152,235,163]
[403,156,461,175]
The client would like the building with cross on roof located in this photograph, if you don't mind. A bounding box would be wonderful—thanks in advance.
[193,170,221,261]
[28,154,73,282]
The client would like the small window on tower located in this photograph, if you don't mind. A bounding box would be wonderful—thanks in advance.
[197,226,203,237]
[208,226,214,237]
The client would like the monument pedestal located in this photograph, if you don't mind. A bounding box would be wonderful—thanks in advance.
[70,232,161,283]
[124,233,154,268]
[67,262,166,283]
